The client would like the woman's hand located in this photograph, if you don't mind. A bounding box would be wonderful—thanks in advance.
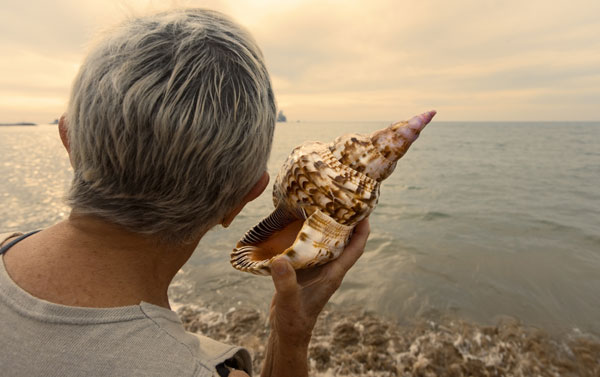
[260,219,370,377]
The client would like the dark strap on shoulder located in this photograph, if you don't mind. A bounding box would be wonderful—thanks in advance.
[0,230,41,255]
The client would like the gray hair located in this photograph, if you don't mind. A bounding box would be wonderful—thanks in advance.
[66,9,276,243]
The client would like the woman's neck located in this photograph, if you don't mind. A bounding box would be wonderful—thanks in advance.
[2,213,202,309]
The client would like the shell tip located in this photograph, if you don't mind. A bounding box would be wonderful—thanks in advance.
[423,110,437,122]
[408,110,437,131]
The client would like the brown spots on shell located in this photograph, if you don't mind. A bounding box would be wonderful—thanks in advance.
[231,114,431,274]
[367,153,381,165]
[380,146,392,159]
[274,138,380,231]
[341,212,355,225]
[325,201,337,214]
[332,136,382,177]
[297,175,310,188]
[330,180,346,191]
[331,188,342,201]
[312,241,329,250]
[314,160,326,170]
[333,209,347,223]
[370,121,420,167]
[356,184,364,195]
[292,166,302,177]
[333,136,372,170]
[345,212,362,224]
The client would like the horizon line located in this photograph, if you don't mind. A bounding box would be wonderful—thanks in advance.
[2,120,600,126]
[276,120,600,123]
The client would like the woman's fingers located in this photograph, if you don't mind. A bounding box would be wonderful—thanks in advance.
[330,218,370,278]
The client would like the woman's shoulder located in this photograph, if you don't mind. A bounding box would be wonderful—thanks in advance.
[140,302,254,376]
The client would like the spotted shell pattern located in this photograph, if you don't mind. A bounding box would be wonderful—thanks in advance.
[231,111,436,275]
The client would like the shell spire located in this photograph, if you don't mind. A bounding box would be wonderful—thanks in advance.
[231,110,437,275]
[329,110,436,182]
[372,110,437,163]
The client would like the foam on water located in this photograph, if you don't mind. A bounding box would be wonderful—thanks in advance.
[177,304,600,376]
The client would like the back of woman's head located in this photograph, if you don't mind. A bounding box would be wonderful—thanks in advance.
[66,9,276,243]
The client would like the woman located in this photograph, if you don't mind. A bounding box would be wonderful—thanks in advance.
[0,9,369,377]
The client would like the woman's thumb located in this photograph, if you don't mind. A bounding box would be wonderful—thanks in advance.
[270,257,300,308]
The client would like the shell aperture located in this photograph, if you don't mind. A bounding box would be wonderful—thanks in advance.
[231,110,437,275]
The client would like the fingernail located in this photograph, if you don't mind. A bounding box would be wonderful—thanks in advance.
[273,259,288,276]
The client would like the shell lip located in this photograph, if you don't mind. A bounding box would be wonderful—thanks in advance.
[230,209,354,274]
[298,207,354,239]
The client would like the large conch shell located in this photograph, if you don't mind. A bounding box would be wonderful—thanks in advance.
[231,110,437,275]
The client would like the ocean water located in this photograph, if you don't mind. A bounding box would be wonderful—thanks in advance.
[1,121,599,338]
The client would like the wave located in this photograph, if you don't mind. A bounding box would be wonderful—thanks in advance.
[531,218,578,232]
[422,211,451,221]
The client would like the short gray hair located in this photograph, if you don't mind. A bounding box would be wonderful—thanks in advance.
[66,9,276,243]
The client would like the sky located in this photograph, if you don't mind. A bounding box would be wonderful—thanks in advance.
[1,0,599,123]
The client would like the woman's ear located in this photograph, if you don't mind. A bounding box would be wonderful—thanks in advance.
[58,114,75,167]
[221,171,270,228]
[244,171,270,202]
[58,115,70,153]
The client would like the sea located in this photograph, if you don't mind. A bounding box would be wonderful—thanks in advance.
[1,121,599,342]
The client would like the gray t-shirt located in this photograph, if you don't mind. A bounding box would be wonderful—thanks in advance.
[0,232,252,377]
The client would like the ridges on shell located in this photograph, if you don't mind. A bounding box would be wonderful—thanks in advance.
[231,110,436,275]
[231,141,380,275]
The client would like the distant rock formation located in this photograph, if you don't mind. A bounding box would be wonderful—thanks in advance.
[0,122,36,126]
[276,110,287,123]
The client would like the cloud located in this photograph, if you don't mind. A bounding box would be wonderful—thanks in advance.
[1,0,599,122]
[242,0,600,120]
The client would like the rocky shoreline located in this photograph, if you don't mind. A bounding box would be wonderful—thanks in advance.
[177,305,600,376]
